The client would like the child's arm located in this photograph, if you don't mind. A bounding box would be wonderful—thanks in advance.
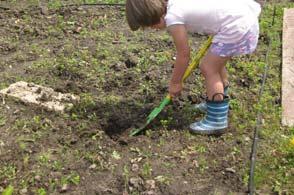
[168,25,190,97]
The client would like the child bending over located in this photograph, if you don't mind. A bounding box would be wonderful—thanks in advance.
[125,0,261,135]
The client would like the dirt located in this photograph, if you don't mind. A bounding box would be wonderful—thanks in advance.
[0,3,267,195]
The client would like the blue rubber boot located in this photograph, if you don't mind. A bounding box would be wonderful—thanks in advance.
[193,85,229,113]
[189,95,229,135]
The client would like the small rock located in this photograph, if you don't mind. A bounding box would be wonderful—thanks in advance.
[149,55,156,61]
[13,109,20,115]
[131,164,139,172]
[34,175,41,181]
[244,136,251,142]
[89,164,97,170]
[60,184,69,193]
[19,188,28,194]
[192,160,199,168]
[128,186,134,192]
[145,179,156,189]
[131,157,143,163]
[74,27,82,33]
[225,167,236,174]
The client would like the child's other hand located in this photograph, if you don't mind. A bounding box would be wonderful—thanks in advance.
[169,82,182,98]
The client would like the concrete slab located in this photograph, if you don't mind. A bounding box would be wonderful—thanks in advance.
[0,81,80,112]
[282,9,294,126]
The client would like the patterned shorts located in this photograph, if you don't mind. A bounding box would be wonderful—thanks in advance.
[210,24,259,57]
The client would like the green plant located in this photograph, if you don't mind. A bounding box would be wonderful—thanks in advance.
[0,115,6,126]
[37,188,46,195]
[122,165,130,188]
[0,165,16,185]
[38,153,50,165]
[155,175,171,185]
[142,162,152,178]
[61,172,80,186]
[2,185,14,195]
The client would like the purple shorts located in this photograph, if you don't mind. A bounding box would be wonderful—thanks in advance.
[210,24,259,57]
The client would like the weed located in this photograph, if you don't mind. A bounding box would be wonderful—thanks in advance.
[160,119,169,130]
[48,0,63,9]
[112,150,121,160]
[155,175,171,185]
[0,115,6,127]
[52,160,63,171]
[163,162,175,169]
[195,145,207,153]
[37,188,46,195]
[2,185,14,195]
[38,152,51,165]
[141,162,152,178]
[0,165,16,181]
[198,158,208,173]
[122,165,130,189]
[158,137,165,147]
[61,172,80,185]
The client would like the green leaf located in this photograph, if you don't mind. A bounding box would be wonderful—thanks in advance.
[2,185,14,195]
[112,151,121,160]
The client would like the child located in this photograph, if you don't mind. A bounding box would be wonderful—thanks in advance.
[125,0,261,135]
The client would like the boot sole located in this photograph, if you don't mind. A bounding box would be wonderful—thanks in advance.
[189,127,226,135]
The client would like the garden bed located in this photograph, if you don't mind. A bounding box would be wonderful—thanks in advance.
[0,1,293,194]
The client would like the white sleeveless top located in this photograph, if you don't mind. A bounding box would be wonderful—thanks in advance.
[164,0,261,43]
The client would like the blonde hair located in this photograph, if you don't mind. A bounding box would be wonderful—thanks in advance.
[126,0,166,31]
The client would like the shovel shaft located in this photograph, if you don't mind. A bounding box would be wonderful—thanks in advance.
[182,36,213,82]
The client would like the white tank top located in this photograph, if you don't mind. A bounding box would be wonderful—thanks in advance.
[164,0,261,43]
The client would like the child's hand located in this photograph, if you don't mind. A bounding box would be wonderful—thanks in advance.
[169,82,183,98]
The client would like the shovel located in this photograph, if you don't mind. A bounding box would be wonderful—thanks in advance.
[130,36,213,136]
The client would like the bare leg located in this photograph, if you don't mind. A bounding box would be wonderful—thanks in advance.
[220,66,229,87]
[200,51,230,101]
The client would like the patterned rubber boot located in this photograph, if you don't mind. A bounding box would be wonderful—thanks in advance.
[189,95,229,135]
[193,85,229,113]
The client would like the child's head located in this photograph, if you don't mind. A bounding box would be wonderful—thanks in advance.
[126,0,166,31]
